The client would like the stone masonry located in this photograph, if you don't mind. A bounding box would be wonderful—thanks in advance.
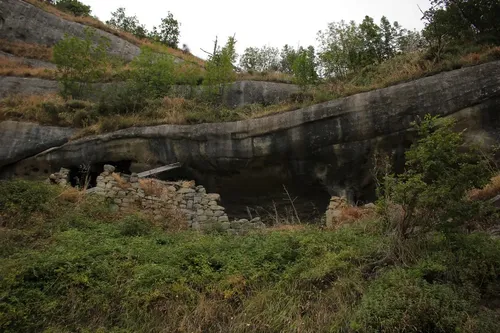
[49,165,265,234]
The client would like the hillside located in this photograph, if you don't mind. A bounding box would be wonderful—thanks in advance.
[1,1,500,332]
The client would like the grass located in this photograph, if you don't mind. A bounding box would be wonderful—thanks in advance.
[0,39,53,62]
[0,57,57,79]
[0,93,302,138]
[22,0,205,67]
[237,71,294,84]
[469,173,500,201]
[0,180,499,332]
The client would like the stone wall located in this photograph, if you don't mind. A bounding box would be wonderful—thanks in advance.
[49,165,265,234]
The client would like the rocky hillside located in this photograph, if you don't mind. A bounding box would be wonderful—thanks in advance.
[2,60,500,206]
[0,0,140,61]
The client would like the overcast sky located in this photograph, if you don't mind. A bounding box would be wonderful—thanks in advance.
[81,0,431,60]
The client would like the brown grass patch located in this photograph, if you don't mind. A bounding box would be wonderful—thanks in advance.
[238,71,294,84]
[139,178,164,197]
[0,93,65,123]
[0,39,53,62]
[162,207,190,232]
[468,174,500,201]
[0,57,58,79]
[111,173,131,189]
[57,186,85,203]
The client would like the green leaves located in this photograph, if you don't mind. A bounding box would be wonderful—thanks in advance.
[53,28,110,100]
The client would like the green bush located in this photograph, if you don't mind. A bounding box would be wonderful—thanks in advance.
[53,28,110,100]
[350,268,475,333]
[378,115,493,240]
[119,215,153,237]
[0,180,55,227]
[129,47,176,99]
[55,0,91,17]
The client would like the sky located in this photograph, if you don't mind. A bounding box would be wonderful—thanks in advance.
[81,0,432,60]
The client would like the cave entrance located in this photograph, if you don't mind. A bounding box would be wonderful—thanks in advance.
[68,160,132,189]
[205,167,331,224]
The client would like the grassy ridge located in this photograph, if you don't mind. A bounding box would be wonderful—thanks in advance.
[1,180,499,332]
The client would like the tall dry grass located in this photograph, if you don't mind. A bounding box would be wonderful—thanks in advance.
[0,39,54,62]
[0,57,57,79]
[469,174,500,201]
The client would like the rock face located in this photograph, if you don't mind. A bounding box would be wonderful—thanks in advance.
[173,81,300,107]
[3,61,500,204]
[0,76,59,99]
[0,0,140,61]
[0,121,76,169]
[0,76,300,107]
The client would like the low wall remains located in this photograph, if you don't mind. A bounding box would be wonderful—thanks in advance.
[49,165,265,234]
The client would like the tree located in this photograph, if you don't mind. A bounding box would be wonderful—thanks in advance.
[129,47,176,99]
[150,12,180,48]
[317,16,415,79]
[239,45,280,72]
[292,46,318,87]
[106,8,147,39]
[239,47,260,72]
[53,28,110,99]
[378,115,492,240]
[279,44,298,73]
[55,0,91,17]
[204,36,237,98]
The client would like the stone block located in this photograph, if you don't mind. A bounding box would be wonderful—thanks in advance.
[207,193,221,201]
[208,201,217,206]
[218,216,229,223]
[213,205,225,211]
[214,210,225,217]
[104,164,115,172]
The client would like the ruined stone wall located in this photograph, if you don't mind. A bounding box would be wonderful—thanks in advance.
[49,165,265,234]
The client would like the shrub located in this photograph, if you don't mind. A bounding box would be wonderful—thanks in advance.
[378,115,493,240]
[53,28,110,99]
[292,46,318,88]
[350,268,475,333]
[119,215,153,237]
[129,46,176,99]
[55,0,91,17]
[0,180,55,227]
[203,36,237,100]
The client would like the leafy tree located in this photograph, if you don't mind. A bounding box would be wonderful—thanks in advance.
[129,47,176,99]
[279,44,298,73]
[426,0,500,44]
[55,0,91,17]
[239,47,260,72]
[239,45,280,72]
[204,36,237,98]
[106,8,148,39]
[317,16,415,78]
[378,115,493,240]
[292,46,318,88]
[150,12,180,48]
[53,28,110,99]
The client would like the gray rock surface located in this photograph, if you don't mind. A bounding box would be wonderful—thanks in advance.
[0,120,76,168]
[0,76,59,99]
[3,61,500,200]
[172,81,300,107]
[0,0,140,61]
[0,76,299,107]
